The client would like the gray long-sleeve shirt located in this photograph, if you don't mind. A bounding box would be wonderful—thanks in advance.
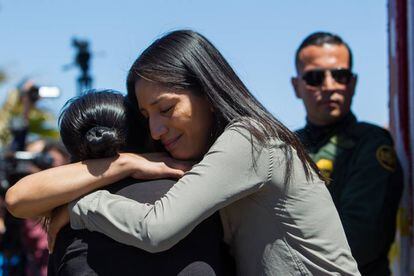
[69,123,360,275]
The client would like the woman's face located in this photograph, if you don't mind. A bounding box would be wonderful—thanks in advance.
[135,79,215,160]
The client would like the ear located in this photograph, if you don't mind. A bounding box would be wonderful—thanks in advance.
[291,77,302,99]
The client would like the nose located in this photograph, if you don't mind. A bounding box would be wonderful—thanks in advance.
[321,71,337,91]
[148,115,168,140]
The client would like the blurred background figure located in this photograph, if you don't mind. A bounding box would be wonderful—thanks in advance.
[0,139,69,276]
[0,79,66,275]
[292,32,403,276]
[20,139,69,276]
[0,79,60,150]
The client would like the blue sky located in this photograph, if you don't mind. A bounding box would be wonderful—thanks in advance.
[0,0,388,130]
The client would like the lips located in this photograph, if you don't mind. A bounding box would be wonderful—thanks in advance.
[320,99,339,107]
[162,135,182,152]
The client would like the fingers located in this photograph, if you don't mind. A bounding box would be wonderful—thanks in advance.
[47,204,70,254]
[162,159,192,171]
[47,216,58,253]
[155,160,193,178]
[135,152,195,171]
[127,152,196,180]
[47,230,55,254]
[164,168,186,179]
[131,165,184,180]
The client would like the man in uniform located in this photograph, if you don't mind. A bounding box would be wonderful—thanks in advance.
[291,32,403,275]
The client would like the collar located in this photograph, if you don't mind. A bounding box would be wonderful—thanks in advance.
[303,112,357,144]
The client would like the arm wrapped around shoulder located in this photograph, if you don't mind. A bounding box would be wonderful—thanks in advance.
[68,124,273,252]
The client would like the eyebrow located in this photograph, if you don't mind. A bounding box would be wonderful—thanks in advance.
[139,95,170,112]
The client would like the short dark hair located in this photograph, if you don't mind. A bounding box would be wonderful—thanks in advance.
[295,32,353,72]
[127,29,323,182]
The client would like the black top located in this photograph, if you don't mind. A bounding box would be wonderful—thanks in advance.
[48,178,234,276]
[297,113,403,276]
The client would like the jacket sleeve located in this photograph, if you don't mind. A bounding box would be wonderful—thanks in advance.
[68,126,271,253]
[338,130,403,266]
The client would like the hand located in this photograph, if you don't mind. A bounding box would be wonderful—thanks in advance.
[18,80,37,121]
[121,152,195,180]
[19,80,37,104]
[47,204,70,253]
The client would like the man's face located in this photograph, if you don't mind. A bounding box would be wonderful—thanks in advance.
[292,44,357,126]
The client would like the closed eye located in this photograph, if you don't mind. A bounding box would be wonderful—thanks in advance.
[160,105,174,114]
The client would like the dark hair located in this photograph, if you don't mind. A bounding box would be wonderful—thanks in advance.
[295,32,353,72]
[126,30,322,182]
[59,90,146,162]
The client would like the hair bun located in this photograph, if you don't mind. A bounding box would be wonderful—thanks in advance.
[85,126,120,158]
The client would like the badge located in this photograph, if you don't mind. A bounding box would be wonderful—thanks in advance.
[376,145,397,172]
[316,159,334,184]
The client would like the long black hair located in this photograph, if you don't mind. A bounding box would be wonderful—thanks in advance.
[59,90,146,162]
[127,30,321,182]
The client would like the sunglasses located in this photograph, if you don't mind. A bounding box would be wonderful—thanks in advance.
[301,68,354,87]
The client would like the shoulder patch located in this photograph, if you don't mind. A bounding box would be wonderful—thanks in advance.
[376,145,397,172]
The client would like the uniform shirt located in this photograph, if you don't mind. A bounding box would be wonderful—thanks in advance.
[68,122,360,276]
[296,113,403,276]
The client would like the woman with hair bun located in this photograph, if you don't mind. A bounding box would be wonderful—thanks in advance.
[36,90,232,275]
[8,31,359,275]
[59,91,132,161]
